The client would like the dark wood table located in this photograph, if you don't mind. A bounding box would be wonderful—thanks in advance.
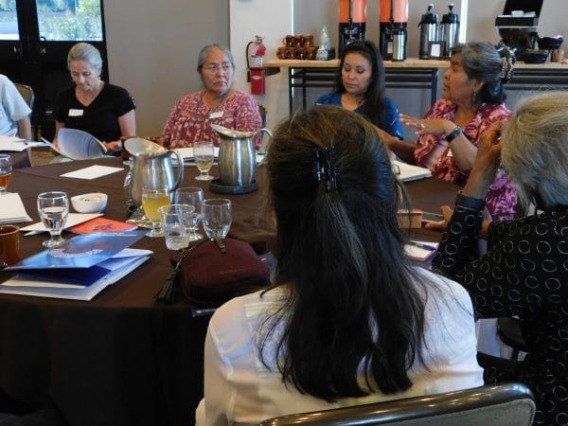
[1,150,31,169]
[0,158,457,426]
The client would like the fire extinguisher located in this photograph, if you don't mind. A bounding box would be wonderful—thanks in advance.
[247,35,266,95]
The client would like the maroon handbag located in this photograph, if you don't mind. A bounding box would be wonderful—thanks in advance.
[161,238,270,307]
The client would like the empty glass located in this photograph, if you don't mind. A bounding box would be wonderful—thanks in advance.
[201,198,232,240]
[175,186,204,241]
[0,154,12,194]
[37,191,69,248]
[193,141,215,181]
[159,204,195,250]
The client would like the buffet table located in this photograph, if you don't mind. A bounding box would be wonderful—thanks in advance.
[0,158,457,426]
[266,57,568,115]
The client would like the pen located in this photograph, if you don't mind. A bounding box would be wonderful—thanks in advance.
[24,230,44,236]
[409,241,438,251]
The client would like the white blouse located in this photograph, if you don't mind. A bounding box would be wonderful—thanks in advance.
[196,266,483,426]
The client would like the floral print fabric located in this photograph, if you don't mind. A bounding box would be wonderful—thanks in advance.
[414,99,517,221]
[161,90,262,149]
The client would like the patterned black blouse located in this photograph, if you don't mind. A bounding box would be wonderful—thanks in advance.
[432,205,568,426]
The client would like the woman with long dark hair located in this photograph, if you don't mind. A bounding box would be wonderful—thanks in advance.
[316,40,404,140]
[196,106,482,425]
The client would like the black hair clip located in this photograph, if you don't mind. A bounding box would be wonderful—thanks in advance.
[313,146,338,193]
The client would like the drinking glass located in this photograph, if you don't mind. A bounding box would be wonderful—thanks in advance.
[201,198,232,240]
[37,191,69,248]
[141,185,170,237]
[193,141,215,181]
[175,186,204,241]
[0,154,12,194]
[159,204,195,250]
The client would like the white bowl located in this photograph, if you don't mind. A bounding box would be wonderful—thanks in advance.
[71,193,108,213]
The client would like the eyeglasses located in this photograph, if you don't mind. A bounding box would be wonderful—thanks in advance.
[203,63,233,73]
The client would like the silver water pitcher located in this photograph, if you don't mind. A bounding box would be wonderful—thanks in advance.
[211,124,272,187]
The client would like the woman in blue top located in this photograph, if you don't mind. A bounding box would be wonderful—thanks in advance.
[316,40,404,140]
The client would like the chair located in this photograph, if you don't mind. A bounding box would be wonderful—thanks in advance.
[497,317,529,361]
[258,383,536,426]
[14,83,34,109]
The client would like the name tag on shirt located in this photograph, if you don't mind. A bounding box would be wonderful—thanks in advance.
[209,111,224,119]
[69,109,84,117]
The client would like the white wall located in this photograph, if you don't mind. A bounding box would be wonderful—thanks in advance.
[229,0,293,138]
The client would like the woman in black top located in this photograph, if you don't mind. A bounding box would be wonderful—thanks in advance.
[433,91,568,425]
[53,42,136,153]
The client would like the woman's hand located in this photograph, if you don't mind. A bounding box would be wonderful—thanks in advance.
[424,205,453,231]
[103,141,122,152]
[462,121,504,199]
[399,114,454,136]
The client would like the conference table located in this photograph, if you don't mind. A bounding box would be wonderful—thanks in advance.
[0,157,458,426]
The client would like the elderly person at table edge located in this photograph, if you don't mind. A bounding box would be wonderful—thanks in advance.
[161,44,263,150]
[432,91,568,426]
[381,41,517,221]
[196,106,482,425]
[0,73,32,140]
[52,42,136,153]
[315,40,404,140]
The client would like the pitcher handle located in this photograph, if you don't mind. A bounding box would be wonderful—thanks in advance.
[259,127,273,139]
[169,150,185,193]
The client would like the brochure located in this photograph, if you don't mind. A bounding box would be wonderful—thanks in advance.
[69,217,138,234]
[54,128,108,160]
[5,231,145,270]
[0,248,152,301]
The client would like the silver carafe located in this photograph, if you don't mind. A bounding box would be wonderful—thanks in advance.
[441,4,460,57]
[418,4,438,59]
[123,138,184,207]
[211,124,272,187]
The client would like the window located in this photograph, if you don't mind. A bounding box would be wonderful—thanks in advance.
[36,0,103,41]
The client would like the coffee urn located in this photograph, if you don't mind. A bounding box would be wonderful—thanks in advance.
[440,3,460,57]
[379,0,409,61]
[338,0,367,56]
[418,4,438,59]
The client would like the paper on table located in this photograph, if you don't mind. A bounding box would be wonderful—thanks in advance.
[0,193,33,224]
[404,240,439,262]
[0,249,152,301]
[0,138,28,152]
[60,165,123,180]
[56,128,107,160]
[19,213,103,232]
[0,135,24,144]
[392,160,432,182]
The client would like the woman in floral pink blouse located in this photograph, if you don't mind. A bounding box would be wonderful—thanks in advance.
[162,44,262,150]
[381,41,517,221]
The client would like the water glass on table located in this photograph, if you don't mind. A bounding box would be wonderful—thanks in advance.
[201,198,232,241]
[159,204,195,250]
[193,141,215,181]
[141,185,170,237]
[37,191,69,248]
[175,186,204,241]
[0,154,12,194]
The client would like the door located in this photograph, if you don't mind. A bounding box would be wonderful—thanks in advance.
[0,0,107,139]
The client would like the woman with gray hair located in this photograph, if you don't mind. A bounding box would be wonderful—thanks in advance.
[162,43,262,149]
[53,42,136,153]
[432,91,568,425]
[382,41,517,221]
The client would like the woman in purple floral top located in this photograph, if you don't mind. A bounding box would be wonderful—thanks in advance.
[162,44,262,150]
[381,41,517,220]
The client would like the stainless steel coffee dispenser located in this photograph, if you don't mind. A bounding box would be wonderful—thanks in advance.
[418,4,438,59]
[440,4,460,57]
